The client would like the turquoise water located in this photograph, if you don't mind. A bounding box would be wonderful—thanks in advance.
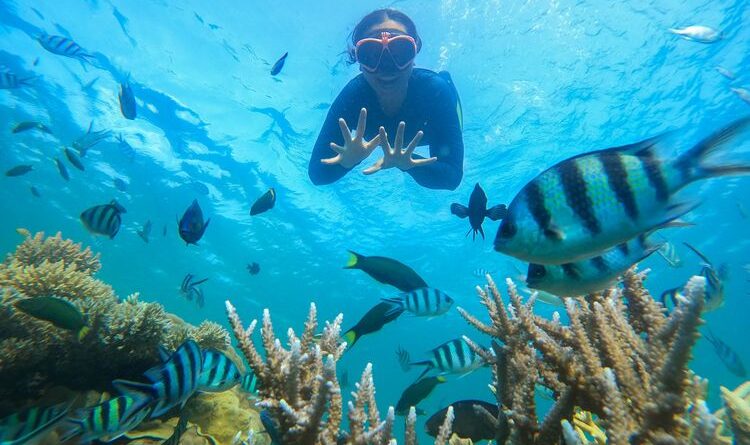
[1,0,749,440]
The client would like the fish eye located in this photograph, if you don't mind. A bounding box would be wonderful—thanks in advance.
[528,264,546,278]
[499,220,517,238]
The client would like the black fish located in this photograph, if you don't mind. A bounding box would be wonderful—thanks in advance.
[705,329,746,377]
[5,165,33,177]
[344,251,427,292]
[64,147,85,171]
[30,186,41,197]
[119,80,137,120]
[162,409,188,445]
[394,376,446,415]
[180,273,208,308]
[342,301,404,348]
[12,121,52,134]
[451,183,507,240]
[247,262,260,275]
[250,188,276,215]
[80,200,126,238]
[260,410,283,445]
[55,158,69,181]
[270,52,288,76]
[425,400,507,443]
[178,199,210,245]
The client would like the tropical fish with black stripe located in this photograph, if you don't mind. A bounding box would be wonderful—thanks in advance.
[655,237,682,268]
[80,200,126,239]
[704,329,746,378]
[240,371,259,396]
[525,234,663,297]
[59,395,152,443]
[0,71,34,89]
[450,183,507,240]
[0,402,71,445]
[198,349,242,392]
[12,121,52,134]
[342,301,404,348]
[683,242,725,312]
[112,339,202,418]
[495,117,750,265]
[37,34,95,63]
[64,147,85,171]
[382,287,454,318]
[344,251,427,292]
[409,337,486,380]
[119,79,137,120]
[394,375,447,415]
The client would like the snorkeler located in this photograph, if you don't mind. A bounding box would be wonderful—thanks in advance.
[308,8,464,190]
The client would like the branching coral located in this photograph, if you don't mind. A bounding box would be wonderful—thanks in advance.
[458,269,726,445]
[6,231,100,274]
[226,301,454,445]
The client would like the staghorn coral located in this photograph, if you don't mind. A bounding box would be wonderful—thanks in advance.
[226,301,454,445]
[6,231,100,274]
[458,269,729,445]
[719,382,750,445]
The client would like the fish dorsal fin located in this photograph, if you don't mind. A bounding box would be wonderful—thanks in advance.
[157,346,171,362]
[683,242,713,266]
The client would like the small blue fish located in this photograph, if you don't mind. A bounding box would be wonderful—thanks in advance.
[5,165,33,177]
[113,340,202,418]
[0,402,71,445]
[270,52,288,76]
[119,80,136,120]
[37,34,95,63]
[704,329,746,377]
[0,72,33,89]
[30,186,41,198]
[113,177,128,191]
[179,199,210,245]
[60,395,152,443]
[198,349,242,392]
[64,147,85,171]
[12,121,52,134]
[80,200,127,238]
[54,158,69,181]
[247,262,260,275]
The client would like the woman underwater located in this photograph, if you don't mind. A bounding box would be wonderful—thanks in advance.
[308,8,465,191]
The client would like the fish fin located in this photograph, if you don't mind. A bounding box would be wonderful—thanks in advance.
[77,325,90,342]
[158,345,171,362]
[344,251,362,269]
[544,225,565,241]
[675,116,750,183]
[450,203,469,218]
[112,379,156,399]
[478,225,485,240]
[58,418,85,443]
[682,242,713,266]
[648,202,701,232]
[191,278,209,286]
[413,366,432,381]
[485,204,508,221]
[342,329,358,348]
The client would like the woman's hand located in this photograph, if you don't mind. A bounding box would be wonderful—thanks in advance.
[322,108,381,169]
[363,121,436,175]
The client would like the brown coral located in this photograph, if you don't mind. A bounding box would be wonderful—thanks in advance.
[6,231,100,274]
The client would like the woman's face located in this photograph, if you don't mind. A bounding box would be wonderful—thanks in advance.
[360,19,415,96]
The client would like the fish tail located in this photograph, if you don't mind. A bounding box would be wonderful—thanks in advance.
[77,325,91,342]
[344,250,361,269]
[343,329,358,348]
[682,242,713,266]
[675,116,750,184]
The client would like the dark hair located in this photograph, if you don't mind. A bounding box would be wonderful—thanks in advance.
[346,8,422,64]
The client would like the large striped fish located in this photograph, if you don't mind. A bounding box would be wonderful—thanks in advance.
[410,338,485,380]
[525,234,662,297]
[80,200,127,239]
[198,349,242,392]
[0,402,70,445]
[37,34,95,63]
[113,340,202,418]
[495,117,750,264]
[381,287,454,317]
[59,395,152,443]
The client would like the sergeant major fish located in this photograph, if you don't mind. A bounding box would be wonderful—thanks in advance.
[345,251,427,292]
[178,199,210,245]
[450,183,507,240]
[0,402,71,445]
[381,287,454,318]
[37,34,95,63]
[198,349,242,392]
[409,338,485,380]
[495,117,750,265]
[59,395,152,443]
[80,200,126,239]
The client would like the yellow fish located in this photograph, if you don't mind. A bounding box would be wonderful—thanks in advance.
[15,227,31,238]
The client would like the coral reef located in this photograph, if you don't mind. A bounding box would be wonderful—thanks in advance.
[458,269,730,445]
[718,382,750,444]
[226,301,455,445]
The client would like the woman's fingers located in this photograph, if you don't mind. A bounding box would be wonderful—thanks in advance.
[365,133,381,149]
[321,155,342,165]
[411,156,437,166]
[329,142,345,154]
[394,121,406,150]
[378,127,392,153]
[362,158,383,175]
[338,118,352,141]
[404,130,424,155]
[354,108,367,142]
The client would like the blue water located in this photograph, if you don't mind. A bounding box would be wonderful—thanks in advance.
[1,0,750,439]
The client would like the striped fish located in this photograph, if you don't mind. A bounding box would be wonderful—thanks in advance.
[59,395,152,443]
[198,349,242,392]
[0,72,33,89]
[526,235,663,297]
[683,242,725,312]
[659,287,681,313]
[495,117,750,265]
[240,371,259,395]
[704,329,747,377]
[382,287,454,317]
[655,238,682,268]
[80,200,126,239]
[37,34,95,63]
[113,339,202,418]
[410,338,485,380]
[0,402,70,445]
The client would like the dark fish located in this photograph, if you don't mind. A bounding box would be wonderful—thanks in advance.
[30,186,41,198]
[14,296,89,340]
[270,52,288,76]
[198,349,242,392]
[12,121,52,134]
[241,371,259,395]
[180,273,208,308]
[0,402,71,445]
[80,200,127,238]
[163,224,167,237]
[37,34,95,63]
[247,262,260,275]
[162,409,189,445]
[113,339,203,418]
[73,121,111,157]
[114,178,128,191]
[704,329,746,377]
[137,220,152,243]
[344,251,427,292]
[119,80,137,119]
[382,288,454,317]
[394,376,447,415]
[5,165,33,177]
[0,71,34,89]
[55,157,69,181]
[410,338,485,380]
[451,183,507,240]
[342,301,404,348]
[425,400,507,442]
[178,199,210,245]
[495,117,750,265]
[683,242,725,312]
[59,395,152,443]
[259,410,283,445]
[64,147,85,171]
[250,188,276,215]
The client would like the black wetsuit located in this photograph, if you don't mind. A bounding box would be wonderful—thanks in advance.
[308,68,464,190]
